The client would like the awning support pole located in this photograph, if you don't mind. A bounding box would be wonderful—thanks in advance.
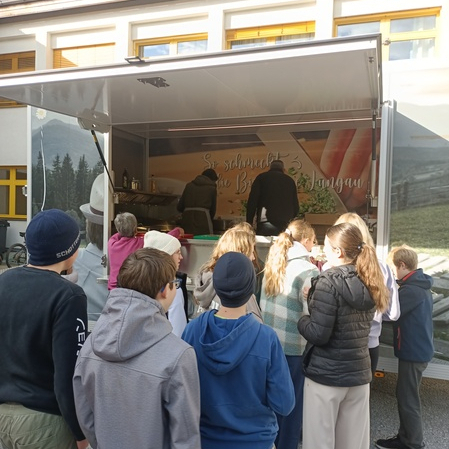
[91,130,115,190]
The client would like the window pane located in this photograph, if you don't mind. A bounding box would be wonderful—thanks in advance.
[177,39,208,55]
[15,185,27,215]
[0,169,10,180]
[275,33,315,44]
[0,186,9,214]
[337,22,380,37]
[389,38,435,60]
[141,43,170,58]
[230,38,267,49]
[390,16,436,33]
[16,168,27,180]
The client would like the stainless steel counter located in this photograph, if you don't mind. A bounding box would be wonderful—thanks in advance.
[179,236,273,280]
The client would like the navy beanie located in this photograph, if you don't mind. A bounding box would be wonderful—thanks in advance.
[26,209,81,266]
[213,252,256,308]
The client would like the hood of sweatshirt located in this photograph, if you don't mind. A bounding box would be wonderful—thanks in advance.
[397,268,433,290]
[287,241,311,261]
[194,269,217,308]
[194,311,260,375]
[192,174,217,187]
[91,288,172,362]
[321,264,375,312]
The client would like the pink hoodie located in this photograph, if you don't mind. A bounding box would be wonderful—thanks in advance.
[107,234,144,290]
[108,228,183,290]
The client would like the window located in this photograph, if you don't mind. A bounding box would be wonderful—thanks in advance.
[335,8,440,61]
[0,51,35,107]
[53,43,115,68]
[135,34,208,59]
[226,22,315,50]
[0,167,27,219]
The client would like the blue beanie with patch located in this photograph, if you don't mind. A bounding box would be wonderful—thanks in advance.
[213,252,256,308]
[26,209,81,266]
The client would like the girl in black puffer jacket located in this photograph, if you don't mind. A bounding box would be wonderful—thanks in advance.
[298,223,389,449]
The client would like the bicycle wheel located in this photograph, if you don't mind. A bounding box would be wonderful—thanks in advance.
[6,243,27,268]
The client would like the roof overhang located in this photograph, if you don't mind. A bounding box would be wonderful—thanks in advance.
[0,34,382,139]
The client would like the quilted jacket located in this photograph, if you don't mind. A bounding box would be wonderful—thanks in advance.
[298,264,375,387]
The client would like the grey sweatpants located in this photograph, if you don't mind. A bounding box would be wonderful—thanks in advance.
[397,360,427,449]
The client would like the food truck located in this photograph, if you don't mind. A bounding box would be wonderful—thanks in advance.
[1,34,449,379]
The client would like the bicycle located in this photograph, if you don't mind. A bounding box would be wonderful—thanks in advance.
[6,231,27,268]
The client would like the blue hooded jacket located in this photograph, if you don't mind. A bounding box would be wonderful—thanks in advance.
[394,269,434,362]
[182,310,295,449]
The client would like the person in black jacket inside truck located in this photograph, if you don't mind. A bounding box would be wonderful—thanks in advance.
[177,168,218,236]
[298,223,389,449]
[246,160,299,236]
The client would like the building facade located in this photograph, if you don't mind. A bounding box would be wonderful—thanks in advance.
[0,0,448,244]
[1,0,449,377]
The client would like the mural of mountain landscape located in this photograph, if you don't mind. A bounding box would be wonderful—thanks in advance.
[31,111,104,228]
[31,118,104,168]
[391,113,449,210]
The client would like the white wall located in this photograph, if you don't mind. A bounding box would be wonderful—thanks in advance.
[0,108,28,249]
[335,0,445,17]
[0,108,28,165]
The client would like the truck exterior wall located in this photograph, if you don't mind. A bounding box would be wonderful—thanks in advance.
[1,0,449,376]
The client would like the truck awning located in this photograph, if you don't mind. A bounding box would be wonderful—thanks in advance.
[0,34,382,138]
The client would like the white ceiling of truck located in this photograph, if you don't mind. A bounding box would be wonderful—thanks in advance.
[0,35,382,138]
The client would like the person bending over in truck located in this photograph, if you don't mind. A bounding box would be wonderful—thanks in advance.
[177,168,218,235]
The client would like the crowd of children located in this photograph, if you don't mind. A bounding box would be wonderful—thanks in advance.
[0,208,435,449]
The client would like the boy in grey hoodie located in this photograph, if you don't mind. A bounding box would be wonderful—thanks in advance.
[73,248,201,449]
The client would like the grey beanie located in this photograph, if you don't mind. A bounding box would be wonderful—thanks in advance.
[213,252,256,308]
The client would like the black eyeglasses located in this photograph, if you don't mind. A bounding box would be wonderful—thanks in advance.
[160,279,181,292]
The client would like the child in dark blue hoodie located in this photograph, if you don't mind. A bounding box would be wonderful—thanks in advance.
[182,251,295,449]
[376,245,434,449]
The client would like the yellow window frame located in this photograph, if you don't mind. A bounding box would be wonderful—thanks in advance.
[334,7,440,61]
[0,166,27,220]
[134,33,208,59]
[0,51,35,108]
[226,22,315,49]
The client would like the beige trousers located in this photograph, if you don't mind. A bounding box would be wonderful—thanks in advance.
[302,378,370,449]
[0,403,76,449]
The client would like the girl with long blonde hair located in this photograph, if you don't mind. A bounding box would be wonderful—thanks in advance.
[193,224,262,321]
[298,223,389,449]
[333,213,400,374]
[260,219,319,449]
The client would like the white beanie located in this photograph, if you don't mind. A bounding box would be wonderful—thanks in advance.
[143,230,181,255]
